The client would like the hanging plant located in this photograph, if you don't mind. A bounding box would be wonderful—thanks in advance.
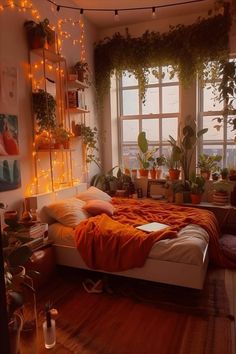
[32,89,56,132]
[94,2,231,103]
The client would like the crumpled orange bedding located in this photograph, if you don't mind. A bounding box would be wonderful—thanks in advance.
[74,198,235,272]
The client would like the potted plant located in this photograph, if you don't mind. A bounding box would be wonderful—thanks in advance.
[24,18,55,50]
[72,61,90,84]
[165,151,181,181]
[155,155,166,179]
[53,124,72,149]
[168,119,208,183]
[137,132,157,177]
[197,154,222,180]
[220,167,229,180]
[189,174,205,204]
[3,234,36,354]
[32,89,56,133]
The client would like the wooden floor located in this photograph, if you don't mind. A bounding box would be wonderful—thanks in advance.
[19,267,236,354]
[225,269,236,354]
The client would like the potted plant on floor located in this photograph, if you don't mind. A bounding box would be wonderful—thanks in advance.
[197,154,222,180]
[3,234,36,354]
[137,132,157,177]
[189,174,205,204]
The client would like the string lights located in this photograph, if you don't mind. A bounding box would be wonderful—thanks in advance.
[45,0,205,20]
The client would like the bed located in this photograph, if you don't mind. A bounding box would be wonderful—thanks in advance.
[26,184,221,290]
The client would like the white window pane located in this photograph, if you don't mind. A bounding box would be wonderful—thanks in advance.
[162,118,178,141]
[203,116,223,141]
[142,119,159,141]
[148,67,159,84]
[203,84,223,111]
[226,146,236,167]
[122,146,139,169]
[122,71,138,87]
[162,86,179,113]
[162,65,178,83]
[122,89,139,115]
[142,87,159,114]
[122,120,139,142]
[227,117,236,140]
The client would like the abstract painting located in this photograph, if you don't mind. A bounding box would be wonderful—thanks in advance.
[0,159,21,191]
[0,114,19,155]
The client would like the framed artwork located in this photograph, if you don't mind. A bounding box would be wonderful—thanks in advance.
[0,114,19,156]
[0,159,21,192]
[0,64,18,111]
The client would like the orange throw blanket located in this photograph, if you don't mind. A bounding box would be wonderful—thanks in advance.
[74,198,235,271]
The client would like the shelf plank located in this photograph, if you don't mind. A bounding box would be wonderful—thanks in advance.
[31,48,65,63]
[68,107,90,114]
[67,80,88,89]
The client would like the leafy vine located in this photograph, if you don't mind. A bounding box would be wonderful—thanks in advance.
[94,2,231,103]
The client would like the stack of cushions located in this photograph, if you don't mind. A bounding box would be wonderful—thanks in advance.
[42,187,114,228]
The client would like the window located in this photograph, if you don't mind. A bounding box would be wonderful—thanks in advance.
[198,59,236,168]
[119,66,179,171]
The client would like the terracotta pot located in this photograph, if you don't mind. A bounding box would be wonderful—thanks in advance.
[150,169,157,179]
[169,169,180,181]
[191,193,202,204]
[156,169,162,179]
[139,169,149,178]
[201,171,211,180]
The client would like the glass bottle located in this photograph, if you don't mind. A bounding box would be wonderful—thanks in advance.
[43,307,56,349]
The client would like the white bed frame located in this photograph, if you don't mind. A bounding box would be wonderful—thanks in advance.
[26,184,209,290]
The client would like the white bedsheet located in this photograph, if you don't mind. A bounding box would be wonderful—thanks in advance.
[48,222,209,266]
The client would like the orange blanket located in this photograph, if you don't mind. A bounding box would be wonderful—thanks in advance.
[74,198,235,271]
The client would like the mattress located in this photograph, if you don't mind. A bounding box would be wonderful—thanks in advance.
[48,222,209,266]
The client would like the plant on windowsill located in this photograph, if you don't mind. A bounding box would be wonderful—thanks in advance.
[151,155,166,179]
[137,132,158,177]
[189,174,205,204]
[168,117,208,183]
[197,154,222,180]
[165,151,181,181]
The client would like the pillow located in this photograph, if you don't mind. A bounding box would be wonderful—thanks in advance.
[43,198,89,227]
[83,199,114,216]
[76,186,112,202]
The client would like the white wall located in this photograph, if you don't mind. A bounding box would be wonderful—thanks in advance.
[0,0,98,212]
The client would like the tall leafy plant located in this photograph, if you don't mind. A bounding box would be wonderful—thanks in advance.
[168,118,208,182]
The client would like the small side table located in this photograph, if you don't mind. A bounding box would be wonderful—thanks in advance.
[26,241,56,290]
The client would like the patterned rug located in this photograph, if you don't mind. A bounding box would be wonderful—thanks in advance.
[32,266,234,354]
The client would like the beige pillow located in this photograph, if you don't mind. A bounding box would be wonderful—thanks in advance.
[76,186,111,202]
[43,198,89,227]
[83,199,114,216]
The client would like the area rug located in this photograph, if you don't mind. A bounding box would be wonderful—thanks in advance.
[34,267,234,354]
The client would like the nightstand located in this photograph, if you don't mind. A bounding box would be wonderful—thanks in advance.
[25,241,56,290]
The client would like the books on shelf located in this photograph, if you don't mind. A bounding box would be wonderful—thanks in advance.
[17,222,48,239]
[16,235,45,251]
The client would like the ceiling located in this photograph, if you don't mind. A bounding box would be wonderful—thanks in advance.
[69,0,215,28]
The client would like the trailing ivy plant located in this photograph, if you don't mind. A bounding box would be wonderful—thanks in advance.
[80,124,101,167]
[94,2,231,103]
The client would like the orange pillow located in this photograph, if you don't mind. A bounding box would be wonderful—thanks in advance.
[83,200,114,216]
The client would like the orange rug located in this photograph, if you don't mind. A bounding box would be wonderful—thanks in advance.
[33,267,234,354]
